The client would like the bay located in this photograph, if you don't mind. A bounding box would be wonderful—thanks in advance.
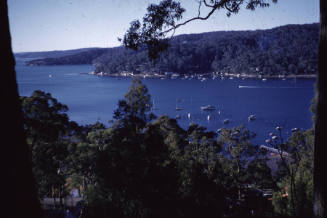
[15,60,315,144]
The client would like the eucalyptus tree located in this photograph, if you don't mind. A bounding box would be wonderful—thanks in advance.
[266,128,314,217]
[21,90,80,202]
[123,0,278,59]
[81,79,183,218]
[66,121,107,195]
[216,126,258,199]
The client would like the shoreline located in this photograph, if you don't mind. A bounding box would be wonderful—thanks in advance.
[87,71,317,80]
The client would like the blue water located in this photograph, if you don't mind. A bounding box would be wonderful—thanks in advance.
[15,59,315,144]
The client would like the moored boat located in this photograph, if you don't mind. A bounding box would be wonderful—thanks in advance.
[248,114,256,121]
[200,105,216,110]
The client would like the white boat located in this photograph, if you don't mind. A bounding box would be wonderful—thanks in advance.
[223,119,229,124]
[248,114,256,121]
[200,105,216,110]
[272,136,278,140]
[175,115,181,119]
[262,78,267,81]
[291,128,299,132]
[187,113,191,119]
[207,115,210,121]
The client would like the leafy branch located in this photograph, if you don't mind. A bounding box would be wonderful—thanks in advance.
[122,0,278,59]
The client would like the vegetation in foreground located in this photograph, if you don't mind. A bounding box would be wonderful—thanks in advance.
[21,79,314,218]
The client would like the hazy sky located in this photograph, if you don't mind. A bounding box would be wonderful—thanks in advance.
[8,0,319,52]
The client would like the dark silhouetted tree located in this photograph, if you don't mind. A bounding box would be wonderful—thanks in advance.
[0,1,42,217]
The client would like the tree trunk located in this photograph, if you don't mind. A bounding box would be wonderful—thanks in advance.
[314,1,327,217]
[0,1,43,217]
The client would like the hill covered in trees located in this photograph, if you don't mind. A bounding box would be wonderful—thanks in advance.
[15,47,106,59]
[23,23,318,76]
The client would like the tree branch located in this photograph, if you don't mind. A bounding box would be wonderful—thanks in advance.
[203,0,216,8]
[197,0,202,17]
[163,1,225,34]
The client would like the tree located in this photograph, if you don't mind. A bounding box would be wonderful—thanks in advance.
[270,129,314,217]
[80,81,228,218]
[81,79,183,218]
[179,123,224,218]
[216,126,258,199]
[314,1,327,217]
[0,1,43,218]
[123,0,277,59]
[67,121,106,196]
[20,90,80,202]
[116,78,156,124]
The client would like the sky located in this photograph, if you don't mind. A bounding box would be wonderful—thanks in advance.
[8,0,319,53]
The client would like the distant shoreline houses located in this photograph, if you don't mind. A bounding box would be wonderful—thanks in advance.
[89,70,316,80]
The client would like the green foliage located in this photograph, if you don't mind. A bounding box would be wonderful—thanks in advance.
[21,90,81,198]
[114,78,155,127]
[26,48,107,66]
[80,80,181,217]
[270,129,314,217]
[20,82,313,218]
[66,122,107,193]
[123,0,277,59]
[216,126,261,197]
[246,159,275,189]
[77,80,227,218]
[123,0,184,59]
[99,23,318,75]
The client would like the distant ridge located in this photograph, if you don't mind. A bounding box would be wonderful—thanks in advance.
[22,23,319,76]
[15,47,106,59]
